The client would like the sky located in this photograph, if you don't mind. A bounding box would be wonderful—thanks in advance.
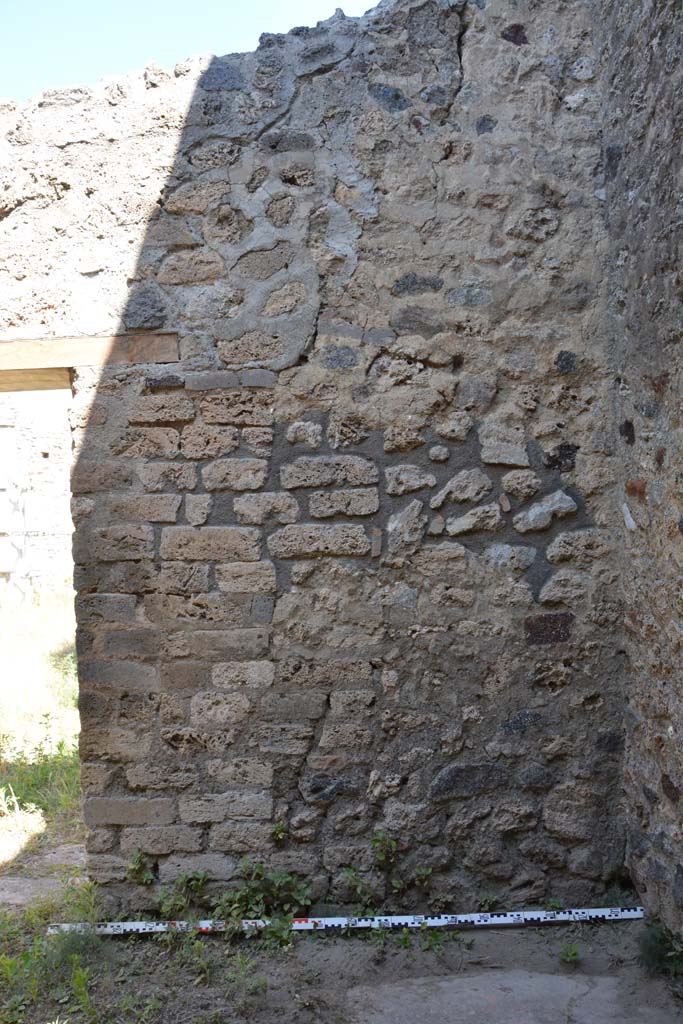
[2,0,374,102]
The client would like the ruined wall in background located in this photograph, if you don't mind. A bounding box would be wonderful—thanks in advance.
[1,0,627,911]
[0,391,73,600]
[600,0,683,933]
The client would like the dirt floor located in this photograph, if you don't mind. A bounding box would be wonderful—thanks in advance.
[1,885,682,1024]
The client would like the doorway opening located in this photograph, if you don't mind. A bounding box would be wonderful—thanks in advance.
[0,387,81,893]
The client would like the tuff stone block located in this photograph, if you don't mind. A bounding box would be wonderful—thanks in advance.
[179,792,273,823]
[199,390,274,426]
[160,527,261,561]
[215,562,277,593]
[83,797,175,827]
[308,488,379,518]
[267,524,370,558]
[280,457,378,489]
[180,425,239,458]
[202,458,268,491]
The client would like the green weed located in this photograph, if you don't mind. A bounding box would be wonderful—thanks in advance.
[371,831,398,870]
[559,942,581,966]
[340,867,376,916]
[126,850,155,886]
[413,866,433,890]
[225,951,268,1013]
[270,819,287,844]
[211,859,311,923]
[419,923,445,953]
[69,958,97,1021]
[156,871,208,918]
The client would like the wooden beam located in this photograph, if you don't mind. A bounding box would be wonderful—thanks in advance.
[0,368,72,392]
[0,333,179,372]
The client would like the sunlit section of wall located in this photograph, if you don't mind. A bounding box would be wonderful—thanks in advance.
[0,390,73,601]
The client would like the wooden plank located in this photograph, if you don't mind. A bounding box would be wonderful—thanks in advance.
[0,333,179,371]
[0,368,72,392]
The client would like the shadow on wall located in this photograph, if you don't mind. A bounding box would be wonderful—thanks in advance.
[70,0,629,912]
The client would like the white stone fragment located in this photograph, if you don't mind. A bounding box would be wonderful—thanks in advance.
[446,503,502,536]
[385,464,436,495]
[285,421,323,449]
[430,469,493,509]
[387,500,428,553]
[622,503,637,531]
[513,491,577,533]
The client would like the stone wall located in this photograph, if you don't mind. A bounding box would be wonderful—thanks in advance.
[600,0,683,932]
[1,0,635,911]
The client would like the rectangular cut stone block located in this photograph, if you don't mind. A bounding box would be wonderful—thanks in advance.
[179,792,273,823]
[71,460,134,494]
[76,594,137,625]
[206,758,274,788]
[119,826,203,855]
[233,493,299,524]
[79,660,160,691]
[129,394,195,424]
[144,593,249,626]
[280,456,378,489]
[125,764,196,790]
[114,428,180,458]
[183,628,270,659]
[83,797,175,827]
[86,855,128,883]
[319,721,373,749]
[257,722,315,755]
[199,390,274,425]
[160,527,261,561]
[267,524,370,558]
[212,660,275,688]
[190,691,251,725]
[74,525,154,562]
[159,854,236,883]
[202,458,268,491]
[215,561,277,593]
[277,659,373,687]
[158,562,211,594]
[159,660,211,691]
[80,726,152,762]
[309,488,380,517]
[139,462,197,492]
[96,629,162,660]
[108,494,181,523]
[180,424,239,458]
[185,371,240,390]
[260,691,328,720]
[209,822,274,853]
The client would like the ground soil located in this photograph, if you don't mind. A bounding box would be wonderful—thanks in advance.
[1,842,681,1022]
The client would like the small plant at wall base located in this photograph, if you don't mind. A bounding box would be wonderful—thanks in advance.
[340,867,377,916]
[157,871,209,918]
[559,943,581,966]
[210,859,311,948]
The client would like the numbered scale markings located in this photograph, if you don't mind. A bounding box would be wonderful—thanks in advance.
[48,905,645,937]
